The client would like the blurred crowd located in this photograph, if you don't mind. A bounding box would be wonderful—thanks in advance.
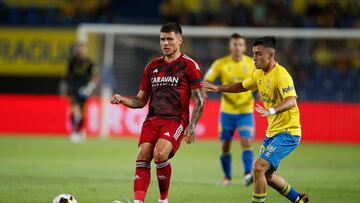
[1,0,359,28]
[0,0,359,102]
[160,0,360,28]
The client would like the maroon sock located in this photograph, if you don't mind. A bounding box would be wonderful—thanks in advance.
[133,160,151,201]
[156,160,172,200]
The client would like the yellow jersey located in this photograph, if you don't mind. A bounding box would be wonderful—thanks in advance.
[205,55,256,114]
[242,63,301,137]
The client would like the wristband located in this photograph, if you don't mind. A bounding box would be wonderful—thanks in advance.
[268,108,276,115]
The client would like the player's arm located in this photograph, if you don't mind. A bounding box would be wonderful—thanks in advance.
[202,60,221,98]
[110,90,150,109]
[255,96,297,117]
[184,88,204,144]
[202,81,248,93]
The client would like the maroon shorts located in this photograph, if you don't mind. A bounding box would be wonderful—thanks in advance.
[139,117,186,158]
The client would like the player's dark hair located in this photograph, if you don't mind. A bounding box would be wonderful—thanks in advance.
[160,22,182,35]
[253,36,276,49]
[230,33,244,40]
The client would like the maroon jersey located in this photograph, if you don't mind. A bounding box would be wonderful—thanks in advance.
[140,54,202,124]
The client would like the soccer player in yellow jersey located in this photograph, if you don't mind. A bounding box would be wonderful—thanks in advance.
[204,33,256,186]
[202,36,309,203]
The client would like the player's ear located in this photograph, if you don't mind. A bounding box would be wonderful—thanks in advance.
[178,34,183,45]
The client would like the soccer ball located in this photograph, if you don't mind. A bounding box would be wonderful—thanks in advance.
[52,194,78,203]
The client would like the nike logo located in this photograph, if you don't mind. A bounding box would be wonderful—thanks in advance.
[164,132,170,137]
[153,68,159,73]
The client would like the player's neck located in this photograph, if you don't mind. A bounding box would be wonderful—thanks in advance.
[263,60,276,74]
[164,51,182,63]
[231,54,242,62]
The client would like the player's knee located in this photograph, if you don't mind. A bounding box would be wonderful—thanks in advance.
[240,137,252,149]
[153,148,169,163]
[253,159,268,177]
[136,152,152,162]
[222,141,231,153]
[136,146,153,162]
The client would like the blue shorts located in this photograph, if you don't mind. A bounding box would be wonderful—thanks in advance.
[259,132,300,171]
[220,112,255,141]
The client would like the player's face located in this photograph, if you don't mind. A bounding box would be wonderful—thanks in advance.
[76,44,87,58]
[252,45,272,70]
[229,38,246,57]
[160,32,182,56]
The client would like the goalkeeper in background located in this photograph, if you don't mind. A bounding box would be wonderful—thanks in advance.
[203,33,256,186]
[66,42,98,143]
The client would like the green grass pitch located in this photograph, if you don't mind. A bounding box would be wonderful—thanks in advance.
[1,135,360,203]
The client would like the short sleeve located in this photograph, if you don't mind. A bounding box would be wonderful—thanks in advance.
[242,71,258,91]
[139,63,152,92]
[278,72,297,98]
[185,59,202,89]
[204,60,221,82]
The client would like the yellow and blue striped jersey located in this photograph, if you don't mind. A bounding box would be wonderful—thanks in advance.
[205,55,256,114]
[242,63,301,137]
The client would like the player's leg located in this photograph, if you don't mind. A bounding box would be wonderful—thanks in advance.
[154,139,174,203]
[70,101,83,143]
[266,171,309,203]
[133,120,158,203]
[256,133,308,203]
[155,120,185,203]
[219,112,236,185]
[237,113,255,186]
[133,142,154,203]
[252,157,270,203]
[240,137,254,186]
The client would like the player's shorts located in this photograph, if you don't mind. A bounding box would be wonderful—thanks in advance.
[68,81,88,106]
[259,132,301,171]
[139,117,185,159]
[219,112,255,141]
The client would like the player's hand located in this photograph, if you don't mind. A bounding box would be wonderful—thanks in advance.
[255,104,271,117]
[184,124,196,144]
[201,82,219,92]
[110,94,124,105]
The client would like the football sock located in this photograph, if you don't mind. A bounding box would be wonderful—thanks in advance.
[242,149,254,175]
[279,182,300,202]
[156,160,172,201]
[252,192,266,203]
[220,153,232,179]
[158,199,168,203]
[133,160,151,202]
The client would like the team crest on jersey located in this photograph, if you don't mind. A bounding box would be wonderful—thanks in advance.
[266,80,271,89]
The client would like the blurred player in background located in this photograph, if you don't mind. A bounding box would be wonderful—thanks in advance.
[203,33,256,186]
[111,22,204,203]
[66,42,97,143]
[203,36,309,203]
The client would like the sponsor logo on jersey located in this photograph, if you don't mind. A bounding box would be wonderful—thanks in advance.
[151,76,179,87]
[282,85,294,94]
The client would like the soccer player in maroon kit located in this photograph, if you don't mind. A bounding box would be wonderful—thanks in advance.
[111,22,204,203]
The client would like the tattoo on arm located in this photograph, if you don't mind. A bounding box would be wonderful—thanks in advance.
[189,88,204,126]
[130,98,140,108]
[121,96,145,109]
